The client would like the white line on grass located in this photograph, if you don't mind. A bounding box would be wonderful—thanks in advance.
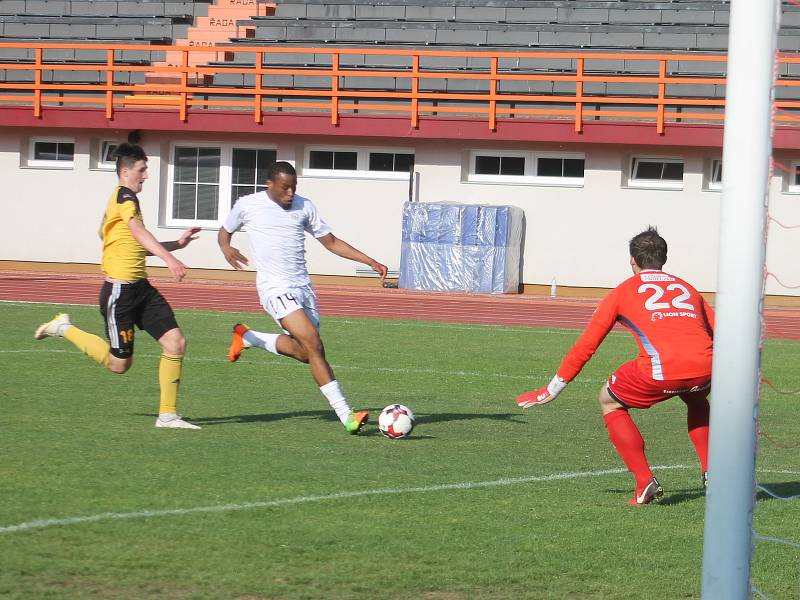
[758,469,800,475]
[0,300,100,309]
[332,319,591,336]
[0,349,613,383]
[0,465,691,534]
[0,300,602,337]
[753,533,800,549]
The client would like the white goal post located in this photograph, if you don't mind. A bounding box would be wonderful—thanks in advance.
[700,1,781,598]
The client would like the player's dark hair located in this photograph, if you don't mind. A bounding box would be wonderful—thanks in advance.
[114,142,147,176]
[127,130,142,145]
[629,226,667,270]
[266,160,296,182]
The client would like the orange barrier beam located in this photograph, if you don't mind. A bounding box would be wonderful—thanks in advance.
[0,41,796,130]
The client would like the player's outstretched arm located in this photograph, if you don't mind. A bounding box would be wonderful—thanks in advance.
[517,291,619,410]
[516,375,567,408]
[161,227,201,252]
[217,227,249,271]
[317,233,388,283]
[128,219,187,281]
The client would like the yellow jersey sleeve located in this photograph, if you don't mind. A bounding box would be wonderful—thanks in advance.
[118,200,142,225]
[100,186,148,280]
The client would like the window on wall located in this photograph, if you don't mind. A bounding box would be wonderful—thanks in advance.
[537,157,585,179]
[92,139,120,170]
[166,143,278,227]
[231,148,277,206]
[101,141,119,165]
[172,147,221,221]
[28,138,75,168]
[707,159,723,191]
[467,150,585,186]
[369,152,414,173]
[788,161,800,193]
[303,147,415,178]
[309,150,358,171]
[629,157,684,189]
[475,154,525,176]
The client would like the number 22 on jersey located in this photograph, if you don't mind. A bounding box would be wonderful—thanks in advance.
[638,283,695,311]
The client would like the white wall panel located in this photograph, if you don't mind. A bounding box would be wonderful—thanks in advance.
[1,128,796,295]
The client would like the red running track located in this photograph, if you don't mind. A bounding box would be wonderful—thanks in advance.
[3,270,800,339]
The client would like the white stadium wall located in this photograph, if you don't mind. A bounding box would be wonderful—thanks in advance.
[1,127,798,296]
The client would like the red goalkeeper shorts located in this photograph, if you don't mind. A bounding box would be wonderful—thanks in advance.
[606,360,711,409]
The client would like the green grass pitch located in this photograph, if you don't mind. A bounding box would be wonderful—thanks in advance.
[0,302,798,599]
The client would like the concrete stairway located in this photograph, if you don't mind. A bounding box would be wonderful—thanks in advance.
[149,0,274,85]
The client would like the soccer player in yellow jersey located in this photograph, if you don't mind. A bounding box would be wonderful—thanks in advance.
[34,142,202,429]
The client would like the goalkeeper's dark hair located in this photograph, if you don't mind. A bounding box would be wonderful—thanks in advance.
[629,226,667,270]
[266,160,296,182]
[114,142,148,176]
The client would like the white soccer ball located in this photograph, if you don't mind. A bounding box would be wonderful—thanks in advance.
[378,404,416,439]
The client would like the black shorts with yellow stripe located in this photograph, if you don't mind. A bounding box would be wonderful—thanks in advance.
[99,279,178,359]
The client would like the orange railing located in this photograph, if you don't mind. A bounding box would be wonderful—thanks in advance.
[1,42,799,132]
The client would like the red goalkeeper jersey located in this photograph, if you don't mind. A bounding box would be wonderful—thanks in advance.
[556,270,715,382]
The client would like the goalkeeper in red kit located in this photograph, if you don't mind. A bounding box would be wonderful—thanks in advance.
[517,227,714,505]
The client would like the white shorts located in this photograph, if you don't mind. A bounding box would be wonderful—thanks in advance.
[260,285,320,331]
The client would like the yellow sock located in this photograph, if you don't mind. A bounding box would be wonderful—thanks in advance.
[64,325,110,367]
[159,353,183,414]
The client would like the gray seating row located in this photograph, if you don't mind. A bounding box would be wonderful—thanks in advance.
[207,66,732,98]
[0,58,147,84]
[0,13,193,40]
[212,50,735,74]
[272,1,741,26]
[212,42,800,79]
[238,17,800,52]
[0,15,191,43]
[272,0,733,6]
[0,0,211,18]
[0,42,164,61]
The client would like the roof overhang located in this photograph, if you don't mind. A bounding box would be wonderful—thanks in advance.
[1,105,799,149]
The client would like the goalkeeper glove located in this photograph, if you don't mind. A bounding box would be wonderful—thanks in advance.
[516,375,567,408]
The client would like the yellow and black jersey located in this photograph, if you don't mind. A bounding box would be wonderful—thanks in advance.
[100,186,147,281]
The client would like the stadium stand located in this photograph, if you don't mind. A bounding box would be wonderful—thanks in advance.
[177,0,797,116]
[0,0,798,115]
[0,0,213,83]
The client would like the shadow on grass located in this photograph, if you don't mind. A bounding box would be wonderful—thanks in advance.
[658,489,706,505]
[605,481,800,505]
[604,486,706,506]
[135,409,337,426]
[414,412,526,425]
[134,410,524,430]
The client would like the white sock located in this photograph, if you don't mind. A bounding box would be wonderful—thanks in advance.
[158,412,178,422]
[320,380,351,424]
[243,330,280,355]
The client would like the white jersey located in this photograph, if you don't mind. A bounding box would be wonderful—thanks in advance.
[222,191,332,294]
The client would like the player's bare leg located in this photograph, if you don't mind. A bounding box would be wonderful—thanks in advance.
[278,309,332,384]
[278,309,367,433]
[599,385,661,505]
[106,355,132,374]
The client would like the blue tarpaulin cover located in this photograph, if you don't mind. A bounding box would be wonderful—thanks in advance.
[399,201,524,294]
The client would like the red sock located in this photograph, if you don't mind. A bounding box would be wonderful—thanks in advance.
[603,409,653,490]
[684,395,710,473]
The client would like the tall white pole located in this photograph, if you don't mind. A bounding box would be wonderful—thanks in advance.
[701,1,780,598]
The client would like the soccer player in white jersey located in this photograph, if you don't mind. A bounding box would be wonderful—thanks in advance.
[217,161,388,434]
